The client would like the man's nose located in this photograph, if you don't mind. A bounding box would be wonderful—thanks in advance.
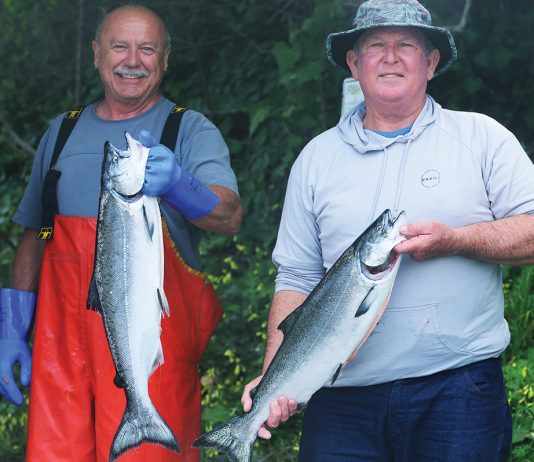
[124,48,141,67]
[383,43,398,62]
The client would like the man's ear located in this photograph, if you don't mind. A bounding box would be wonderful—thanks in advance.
[163,46,171,72]
[427,49,440,80]
[92,40,100,68]
[346,49,360,80]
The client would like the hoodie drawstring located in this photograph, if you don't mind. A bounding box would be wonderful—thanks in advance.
[367,145,389,224]
[393,139,412,215]
[367,138,412,223]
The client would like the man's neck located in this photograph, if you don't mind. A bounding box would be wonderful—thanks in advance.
[96,93,161,121]
[363,97,426,132]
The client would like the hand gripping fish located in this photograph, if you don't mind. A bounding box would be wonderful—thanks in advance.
[87,132,180,461]
[194,209,406,462]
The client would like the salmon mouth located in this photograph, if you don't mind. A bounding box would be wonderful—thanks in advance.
[361,250,400,280]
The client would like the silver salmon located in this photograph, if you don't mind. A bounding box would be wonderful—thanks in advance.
[87,132,180,461]
[193,209,406,462]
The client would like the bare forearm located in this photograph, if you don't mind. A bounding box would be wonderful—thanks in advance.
[452,214,534,265]
[10,229,44,292]
[262,290,308,373]
[191,185,242,235]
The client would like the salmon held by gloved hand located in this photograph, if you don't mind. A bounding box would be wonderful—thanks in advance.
[194,209,406,462]
[87,132,180,461]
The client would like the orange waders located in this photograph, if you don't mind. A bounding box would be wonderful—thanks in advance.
[26,215,222,461]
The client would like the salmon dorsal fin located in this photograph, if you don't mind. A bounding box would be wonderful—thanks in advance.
[277,305,303,336]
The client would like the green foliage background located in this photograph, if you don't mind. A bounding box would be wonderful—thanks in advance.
[0,0,533,460]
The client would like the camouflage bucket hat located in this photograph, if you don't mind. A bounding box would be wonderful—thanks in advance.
[326,0,457,77]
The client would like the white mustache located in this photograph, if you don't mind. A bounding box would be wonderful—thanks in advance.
[113,67,149,78]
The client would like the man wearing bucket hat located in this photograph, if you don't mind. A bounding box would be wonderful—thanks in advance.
[242,0,534,460]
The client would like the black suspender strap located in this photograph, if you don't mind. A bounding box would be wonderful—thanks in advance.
[160,105,188,151]
[38,103,186,240]
[38,106,85,240]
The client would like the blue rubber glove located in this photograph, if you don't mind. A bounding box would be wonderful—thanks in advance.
[140,131,220,220]
[138,129,158,148]
[0,288,36,405]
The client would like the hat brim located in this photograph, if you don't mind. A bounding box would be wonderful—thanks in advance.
[326,23,457,77]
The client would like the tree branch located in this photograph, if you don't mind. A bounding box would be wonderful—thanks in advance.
[444,0,472,33]
[75,0,84,105]
[0,112,36,157]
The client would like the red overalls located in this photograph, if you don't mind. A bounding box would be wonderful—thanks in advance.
[26,215,222,461]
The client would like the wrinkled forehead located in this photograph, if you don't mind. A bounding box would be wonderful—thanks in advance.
[358,26,427,45]
[99,7,167,46]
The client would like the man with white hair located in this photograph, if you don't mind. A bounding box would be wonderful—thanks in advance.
[242,1,534,460]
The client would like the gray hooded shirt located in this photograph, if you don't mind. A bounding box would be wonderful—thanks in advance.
[273,96,534,386]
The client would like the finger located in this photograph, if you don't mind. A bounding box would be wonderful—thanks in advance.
[258,425,272,440]
[401,222,429,238]
[278,396,290,421]
[288,399,298,416]
[266,401,281,428]
[19,351,32,387]
[241,392,252,413]
[241,382,257,412]
[394,239,417,255]
[0,369,24,405]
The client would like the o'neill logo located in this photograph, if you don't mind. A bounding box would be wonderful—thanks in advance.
[421,170,440,188]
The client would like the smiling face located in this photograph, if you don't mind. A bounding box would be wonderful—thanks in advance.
[346,27,439,119]
[92,7,170,114]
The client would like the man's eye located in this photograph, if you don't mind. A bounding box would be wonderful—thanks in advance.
[368,42,384,49]
[112,44,127,51]
[140,47,156,54]
[399,42,417,50]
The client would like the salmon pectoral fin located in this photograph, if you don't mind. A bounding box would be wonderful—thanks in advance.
[355,285,376,318]
[346,289,393,364]
[142,203,155,241]
[87,276,103,315]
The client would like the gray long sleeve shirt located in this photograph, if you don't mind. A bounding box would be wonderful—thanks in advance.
[273,96,534,386]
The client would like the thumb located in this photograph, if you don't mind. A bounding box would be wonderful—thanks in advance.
[138,130,158,148]
[0,366,24,405]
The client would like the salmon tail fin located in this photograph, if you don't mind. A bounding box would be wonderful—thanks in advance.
[193,416,253,462]
[109,402,180,462]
